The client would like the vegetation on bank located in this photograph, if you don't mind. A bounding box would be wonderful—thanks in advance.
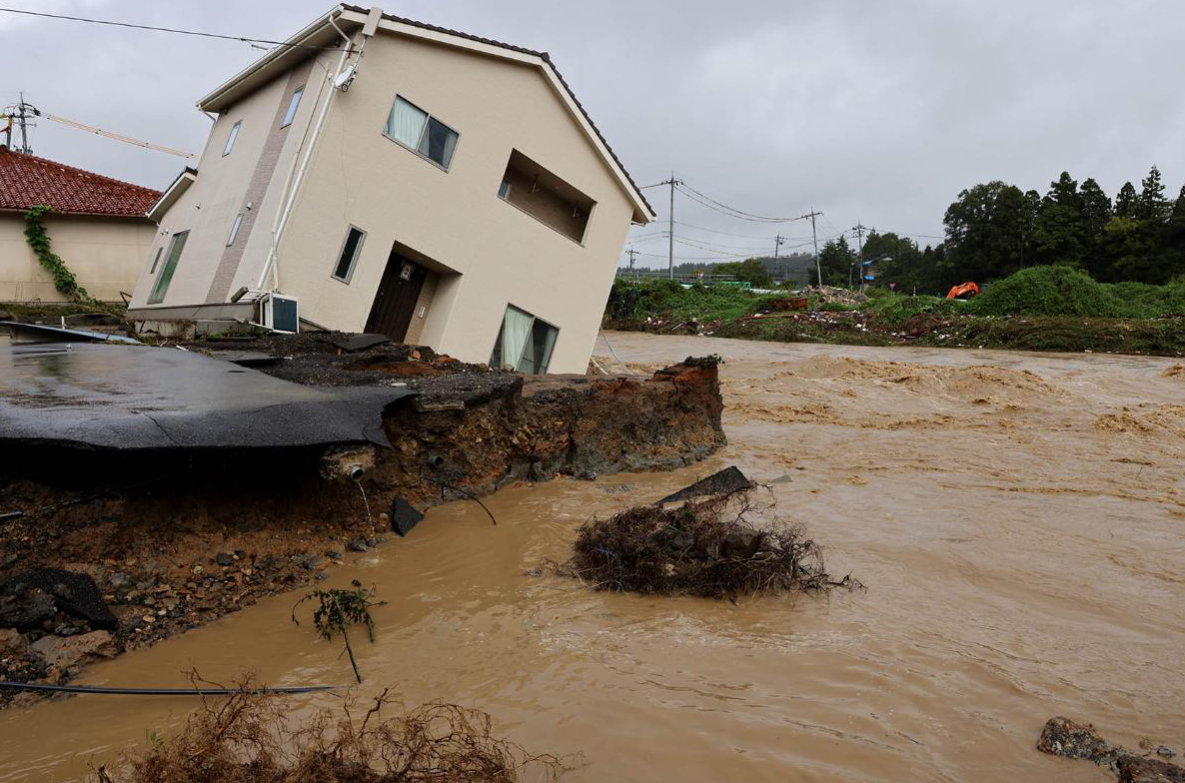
[605,266,1185,356]
[94,678,563,783]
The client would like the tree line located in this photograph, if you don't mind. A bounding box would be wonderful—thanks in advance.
[814,165,1185,292]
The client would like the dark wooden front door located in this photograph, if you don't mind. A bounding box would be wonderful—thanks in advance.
[365,253,426,342]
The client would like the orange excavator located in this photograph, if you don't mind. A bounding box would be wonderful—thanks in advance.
[945,282,980,300]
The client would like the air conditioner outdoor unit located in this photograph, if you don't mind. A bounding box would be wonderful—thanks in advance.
[261,293,299,334]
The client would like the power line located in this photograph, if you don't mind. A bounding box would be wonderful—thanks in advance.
[673,220,811,241]
[675,182,810,223]
[0,7,356,52]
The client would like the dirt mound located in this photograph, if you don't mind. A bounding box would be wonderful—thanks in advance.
[1161,363,1185,378]
[1095,405,1185,437]
[777,357,1062,405]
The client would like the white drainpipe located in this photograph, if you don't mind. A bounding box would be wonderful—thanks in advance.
[257,10,365,292]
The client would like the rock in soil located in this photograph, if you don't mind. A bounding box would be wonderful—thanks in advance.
[1038,717,1185,783]
[0,568,117,631]
[0,628,29,659]
[29,630,118,671]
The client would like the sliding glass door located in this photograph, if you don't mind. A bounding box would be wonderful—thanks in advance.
[490,305,558,374]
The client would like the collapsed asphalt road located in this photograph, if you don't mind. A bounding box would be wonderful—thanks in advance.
[0,342,414,450]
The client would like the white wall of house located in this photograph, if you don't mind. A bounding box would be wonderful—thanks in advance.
[0,212,155,303]
[129,18,645,374]
[129,50,334,309]
[267,32,637,373]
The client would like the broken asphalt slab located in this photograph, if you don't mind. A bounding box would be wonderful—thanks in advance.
[0,343,415,450]
[1,320,140,345]
[657,466,754,506]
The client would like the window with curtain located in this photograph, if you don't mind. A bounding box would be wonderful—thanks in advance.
[148,231,189,304]
[489,305,558,375]
[383,96,459,169]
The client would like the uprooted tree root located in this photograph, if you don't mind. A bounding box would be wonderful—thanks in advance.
[94,676,565,783]
[559,489,858,598]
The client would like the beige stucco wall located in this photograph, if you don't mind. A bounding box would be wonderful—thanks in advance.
[264,32,638,373]
[129,27,643,374]
[0,212,155,302]
[128,50,335,310]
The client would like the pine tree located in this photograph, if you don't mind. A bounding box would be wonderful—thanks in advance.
[1115,182,1138,218]
[1077,178,1113,278]
[1138,165,1170,222]
[1032,172,1086,266]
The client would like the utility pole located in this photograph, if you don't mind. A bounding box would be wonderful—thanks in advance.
[800,209,823,287]
[653,174,682,280]
[851,221,868,288]
[627,246,638,274]
[3,93,36,154]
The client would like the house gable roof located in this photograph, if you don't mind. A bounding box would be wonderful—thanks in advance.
[197,5,655,223]
[0,146,161,218]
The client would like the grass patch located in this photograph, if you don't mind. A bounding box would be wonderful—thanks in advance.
[0,302,125,321]
[865,293,959,323]
[968,266,1185,318]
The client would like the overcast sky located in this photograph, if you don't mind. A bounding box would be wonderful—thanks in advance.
[3,1,1182,267]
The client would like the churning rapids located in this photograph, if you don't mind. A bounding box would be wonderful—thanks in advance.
[3,331,1183,782]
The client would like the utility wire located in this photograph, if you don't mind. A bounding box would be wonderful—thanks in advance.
[674,220,812,241]
[0,7,355,52]
[675,182,810,223]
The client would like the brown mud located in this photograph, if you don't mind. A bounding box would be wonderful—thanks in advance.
[0,345,724,702]
[3,331,1184,782]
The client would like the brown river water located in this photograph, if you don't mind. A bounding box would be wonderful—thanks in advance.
[3,332,1184,782]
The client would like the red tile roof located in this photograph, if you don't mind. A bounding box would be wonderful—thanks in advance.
[0,146,161,217]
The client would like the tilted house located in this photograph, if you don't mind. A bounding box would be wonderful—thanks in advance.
[0,147,160,303]
[128,5,654,374]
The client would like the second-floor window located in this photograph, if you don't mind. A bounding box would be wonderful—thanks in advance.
[226,213,244,247]
[280,86,303,129]
[222,120,241,156]
[383,96,458,170]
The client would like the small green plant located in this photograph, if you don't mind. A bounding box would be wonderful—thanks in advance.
[292,580,385,684]
[144,729,163,750]
[23,205,94,304]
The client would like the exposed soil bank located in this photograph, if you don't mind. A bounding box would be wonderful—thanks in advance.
[0,343,724,702]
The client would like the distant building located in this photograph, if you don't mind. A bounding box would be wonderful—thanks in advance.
[0,147,160,303]
[129,5,655,374]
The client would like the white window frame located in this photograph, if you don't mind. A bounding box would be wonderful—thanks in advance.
[489,304,560,375]
[226,213,245,247]
[148,246,163,274]
[331,226,366,284]
[382,96,460,171]
[280,86,303,129]
[222,120,241,156]
[148,230,189,305]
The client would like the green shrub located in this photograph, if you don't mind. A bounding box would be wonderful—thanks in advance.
[609,280,760,323]
[867,293,958,323]
[965,265,1185,319]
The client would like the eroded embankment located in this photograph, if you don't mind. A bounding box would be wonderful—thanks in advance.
[0,355,724,702]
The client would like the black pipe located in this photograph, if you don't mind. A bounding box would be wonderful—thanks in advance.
[0,681,339,696]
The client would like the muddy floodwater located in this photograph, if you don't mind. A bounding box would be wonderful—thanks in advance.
[4,332,1184,782]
